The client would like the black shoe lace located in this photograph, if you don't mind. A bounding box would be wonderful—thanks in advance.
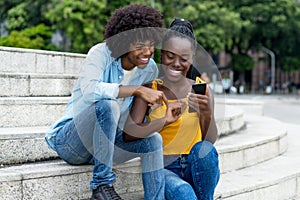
[103,185,123,200]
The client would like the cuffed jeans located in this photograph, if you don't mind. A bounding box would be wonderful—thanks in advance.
[164,141,220,200]
[52,100,165,200]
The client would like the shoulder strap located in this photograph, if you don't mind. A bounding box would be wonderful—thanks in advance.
[151,79,164,90]
[196,76,205,83]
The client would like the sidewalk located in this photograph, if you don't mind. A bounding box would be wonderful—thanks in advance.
[221,93,300,103]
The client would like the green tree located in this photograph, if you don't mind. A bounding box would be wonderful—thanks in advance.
[226,0,300,72]
[154,0,190,27]
[2,0,299,74]
[1,0,154,53]
[181,0,243,54]
[4,0,51,31]
[154,0,244,55]
[0,0,55,49]
[0,24,57,50]
[106,0,149,15]
[5,2,28,31]
[0,0,24,22]
[45,0,108,53]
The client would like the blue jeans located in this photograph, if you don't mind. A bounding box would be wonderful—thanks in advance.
[52,100,165,200]
[164,141,220,200]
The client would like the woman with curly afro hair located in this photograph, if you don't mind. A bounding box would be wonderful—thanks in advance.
[45,4,165,200]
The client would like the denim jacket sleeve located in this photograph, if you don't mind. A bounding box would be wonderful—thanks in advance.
[78,43,120,103]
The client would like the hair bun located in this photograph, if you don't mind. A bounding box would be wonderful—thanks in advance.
[169,18,194,33]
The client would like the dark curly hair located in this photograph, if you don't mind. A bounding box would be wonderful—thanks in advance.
[105,4,163,58]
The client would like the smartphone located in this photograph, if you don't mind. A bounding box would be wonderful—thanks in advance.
[192,82,207,95]
[188,82,207,112]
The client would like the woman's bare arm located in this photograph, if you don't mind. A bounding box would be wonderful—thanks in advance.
[188,87,218,144]
[123,89,183,142]
[200,88,218,143]
[123,95,166,141]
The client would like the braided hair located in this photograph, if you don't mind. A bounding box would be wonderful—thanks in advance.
[162,18,201,79]
[162,18,196,52]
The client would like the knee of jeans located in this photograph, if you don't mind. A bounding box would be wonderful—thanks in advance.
[190,141,219,167]
[145,132,163,151]
[56,144,92,165]
[166,181,195,199]
[95,100,120,120]
[177,183,195,196]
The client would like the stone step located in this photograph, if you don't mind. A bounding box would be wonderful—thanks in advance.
[0,117,289,199]
[0,46,84,74]
[0,96,245,131]
[215,104,245,137]
[0,72,77,97]
[0,105,245,165]
[0,126,57,165]
[0,97,69,128]
[215,96,264,116]
[289,196,300,200]
[216,114,287,173]
[1,109,282,170]
[0,158,142,200]
[215,123,300,200]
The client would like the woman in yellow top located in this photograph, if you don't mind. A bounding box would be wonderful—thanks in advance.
[124,18,220,200]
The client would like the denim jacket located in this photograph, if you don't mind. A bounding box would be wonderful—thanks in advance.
[45,42,158,151]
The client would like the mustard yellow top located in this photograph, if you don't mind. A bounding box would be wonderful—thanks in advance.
[147,78,203,155]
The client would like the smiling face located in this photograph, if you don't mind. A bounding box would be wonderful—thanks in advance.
[121,40,155,70]
[161,37,194,82]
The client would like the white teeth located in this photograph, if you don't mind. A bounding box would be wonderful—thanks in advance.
[169,68,181,75]
[170,68,180,71]
[140,58,148,61]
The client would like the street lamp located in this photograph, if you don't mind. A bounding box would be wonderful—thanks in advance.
[261,46,275,92]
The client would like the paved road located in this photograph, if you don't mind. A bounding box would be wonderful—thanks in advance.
[224,94,300,125]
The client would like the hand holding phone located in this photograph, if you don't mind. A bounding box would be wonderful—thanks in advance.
[188,82,207,112]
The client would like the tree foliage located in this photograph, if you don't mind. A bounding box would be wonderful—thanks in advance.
[230,53,254,72]
[180,1,243,54]
[45,0,107,53]
[1,0,300,72]
[4,0,51,31]
[226,0,300,71]
[0,0,24,22]
[0,24,57,50]
[5,2,28,31]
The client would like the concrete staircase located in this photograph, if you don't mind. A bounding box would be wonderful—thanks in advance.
[0,46,299,200]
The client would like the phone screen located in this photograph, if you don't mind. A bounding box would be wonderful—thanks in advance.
[188,83,207,112]
[192,83,206,95]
